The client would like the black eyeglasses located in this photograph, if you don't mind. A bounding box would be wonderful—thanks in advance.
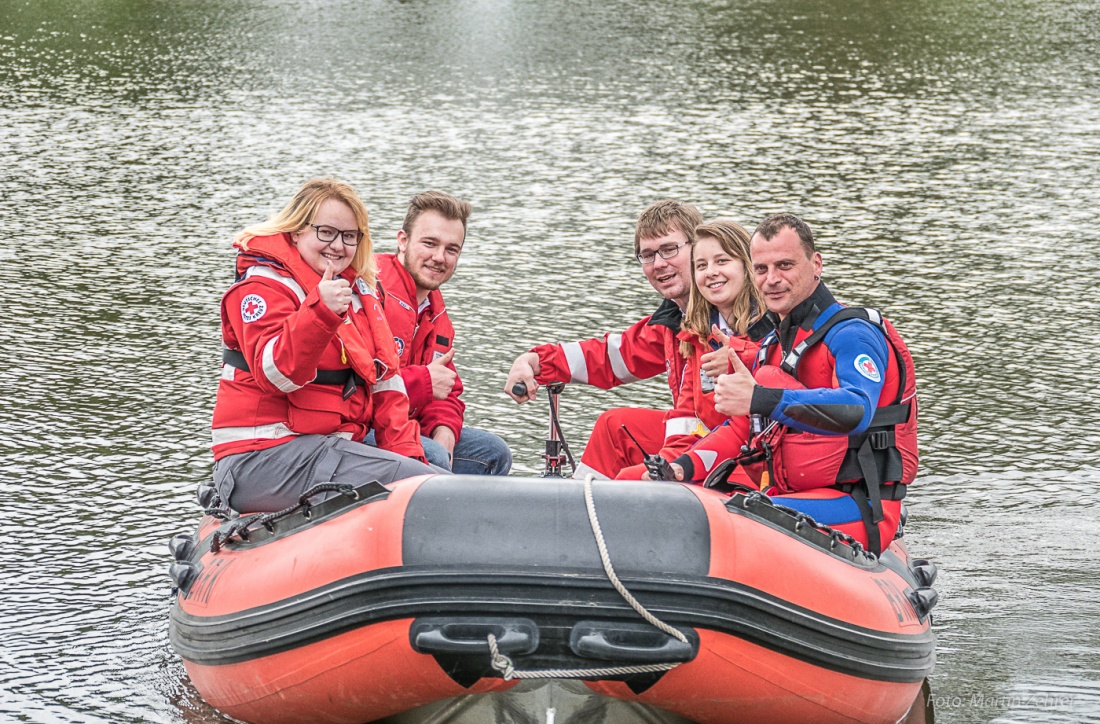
[311,224,364,247]
[637,242,689,265]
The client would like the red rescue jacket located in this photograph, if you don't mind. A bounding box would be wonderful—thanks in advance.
[532,299,686,408]
[661,326,758,458]
[375,253,465,441]
[211,234,424,461]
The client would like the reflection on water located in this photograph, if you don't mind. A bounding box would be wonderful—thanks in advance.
[1,0,1098,721]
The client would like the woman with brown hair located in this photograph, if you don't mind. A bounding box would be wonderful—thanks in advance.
[618,219,763,480]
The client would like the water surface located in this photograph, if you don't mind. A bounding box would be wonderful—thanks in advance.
[1,0,1098,721]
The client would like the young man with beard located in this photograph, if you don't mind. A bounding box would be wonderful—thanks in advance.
[367,191,512,475]
[504,200,734,478]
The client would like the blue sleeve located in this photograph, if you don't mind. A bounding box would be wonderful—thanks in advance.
[766,320,889,436]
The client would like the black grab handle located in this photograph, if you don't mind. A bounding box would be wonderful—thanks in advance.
[569,621,696,663]
[410,617,540,655]
[511,381,528,397]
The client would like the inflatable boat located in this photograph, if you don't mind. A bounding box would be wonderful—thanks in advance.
[168,475,937,723]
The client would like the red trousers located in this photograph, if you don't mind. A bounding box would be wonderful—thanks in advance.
[574,407,666,479]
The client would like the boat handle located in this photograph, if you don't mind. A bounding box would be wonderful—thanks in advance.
[569,621,696,663]
[410,617,539,655]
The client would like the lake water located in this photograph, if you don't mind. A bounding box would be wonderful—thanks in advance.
[1,0,1098,721]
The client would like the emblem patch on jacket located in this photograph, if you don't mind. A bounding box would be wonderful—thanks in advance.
[854,354,881,382]
[394,336,405,356]
[241,294,267,323]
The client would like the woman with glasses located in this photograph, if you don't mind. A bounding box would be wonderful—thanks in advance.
[209,178,433,512]
[619,219,763,481]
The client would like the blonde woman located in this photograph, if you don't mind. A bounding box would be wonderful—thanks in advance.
[211,178,432,512]
[619,219,763,480]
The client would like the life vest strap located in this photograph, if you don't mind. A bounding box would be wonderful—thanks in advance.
[222,348,364,399]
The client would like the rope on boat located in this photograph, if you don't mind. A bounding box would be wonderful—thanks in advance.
[486,474,687,681]
[487,633,681,681]
[582,474,688,644]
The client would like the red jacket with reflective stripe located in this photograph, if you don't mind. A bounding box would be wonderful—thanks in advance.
[376,253,465,441]
[532,299,686,407]
[211,234,424,461]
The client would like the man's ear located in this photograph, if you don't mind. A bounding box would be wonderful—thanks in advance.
[396,229,408,258]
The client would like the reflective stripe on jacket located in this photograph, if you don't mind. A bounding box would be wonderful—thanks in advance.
[211,233,423,461]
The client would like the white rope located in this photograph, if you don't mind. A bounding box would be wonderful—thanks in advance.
[582,474,688,644]
[485,474,688,681]
[487,633,680,681]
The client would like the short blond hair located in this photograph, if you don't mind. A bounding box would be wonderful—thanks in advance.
[235,178,376,285]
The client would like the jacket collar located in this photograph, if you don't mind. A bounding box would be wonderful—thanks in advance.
[748,282,836,343]
[377,252,445,318]
[646,298,684,333]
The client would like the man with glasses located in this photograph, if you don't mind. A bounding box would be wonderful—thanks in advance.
[369,191,513,475]
[504,200,707,478]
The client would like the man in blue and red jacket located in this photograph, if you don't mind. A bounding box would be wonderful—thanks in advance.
[667,214,918,553]
[368,191,512,475]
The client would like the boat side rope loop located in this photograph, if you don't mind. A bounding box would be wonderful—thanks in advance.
[486,474,687,681]
[486,633,681,681]
[745,492,868,556]
[211,483,360,551]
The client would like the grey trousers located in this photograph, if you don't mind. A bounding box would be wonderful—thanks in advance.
[213,435,437,513]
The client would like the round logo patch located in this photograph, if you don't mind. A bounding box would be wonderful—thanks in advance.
[393,336,405,356]
[854,354,881,382]
[241,294,267,323]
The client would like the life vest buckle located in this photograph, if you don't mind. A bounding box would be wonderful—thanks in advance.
[867,430,893,450]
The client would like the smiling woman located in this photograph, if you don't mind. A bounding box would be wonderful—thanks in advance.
[616,219,765,482]
[209,178,435,513]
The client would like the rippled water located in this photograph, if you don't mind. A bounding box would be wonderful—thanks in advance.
[1,0,1098,721]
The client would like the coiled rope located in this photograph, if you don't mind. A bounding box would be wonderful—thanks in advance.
[487,474,687,681]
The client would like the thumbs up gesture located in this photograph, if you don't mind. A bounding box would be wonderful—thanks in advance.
[700,325,732,381]
[428,348,458,400]
[713,350,757,417]
[318,263,352,315]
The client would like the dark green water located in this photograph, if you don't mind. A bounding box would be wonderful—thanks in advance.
[1,0,1098,721]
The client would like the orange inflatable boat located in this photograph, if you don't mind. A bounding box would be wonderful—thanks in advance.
[168,475,937,723]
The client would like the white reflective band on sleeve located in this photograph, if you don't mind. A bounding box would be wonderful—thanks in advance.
[371,376,408,396]
[220,365,235,381]
[570,462,609,480]
[695,450,719,472]
[212,422,298,446]
[606,333,641,384]
[562,342,589,385]
[244,266,307,302]
[262,336,304,393]
[665,417,706,438]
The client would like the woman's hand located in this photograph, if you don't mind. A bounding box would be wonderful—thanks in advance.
[700,325,732,379]
[318,263,352,315]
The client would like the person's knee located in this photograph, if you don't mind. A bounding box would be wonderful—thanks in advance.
[590,408,635,439]
[420,436,453,471]
[486,435,512,475]
[452,428,513,476]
